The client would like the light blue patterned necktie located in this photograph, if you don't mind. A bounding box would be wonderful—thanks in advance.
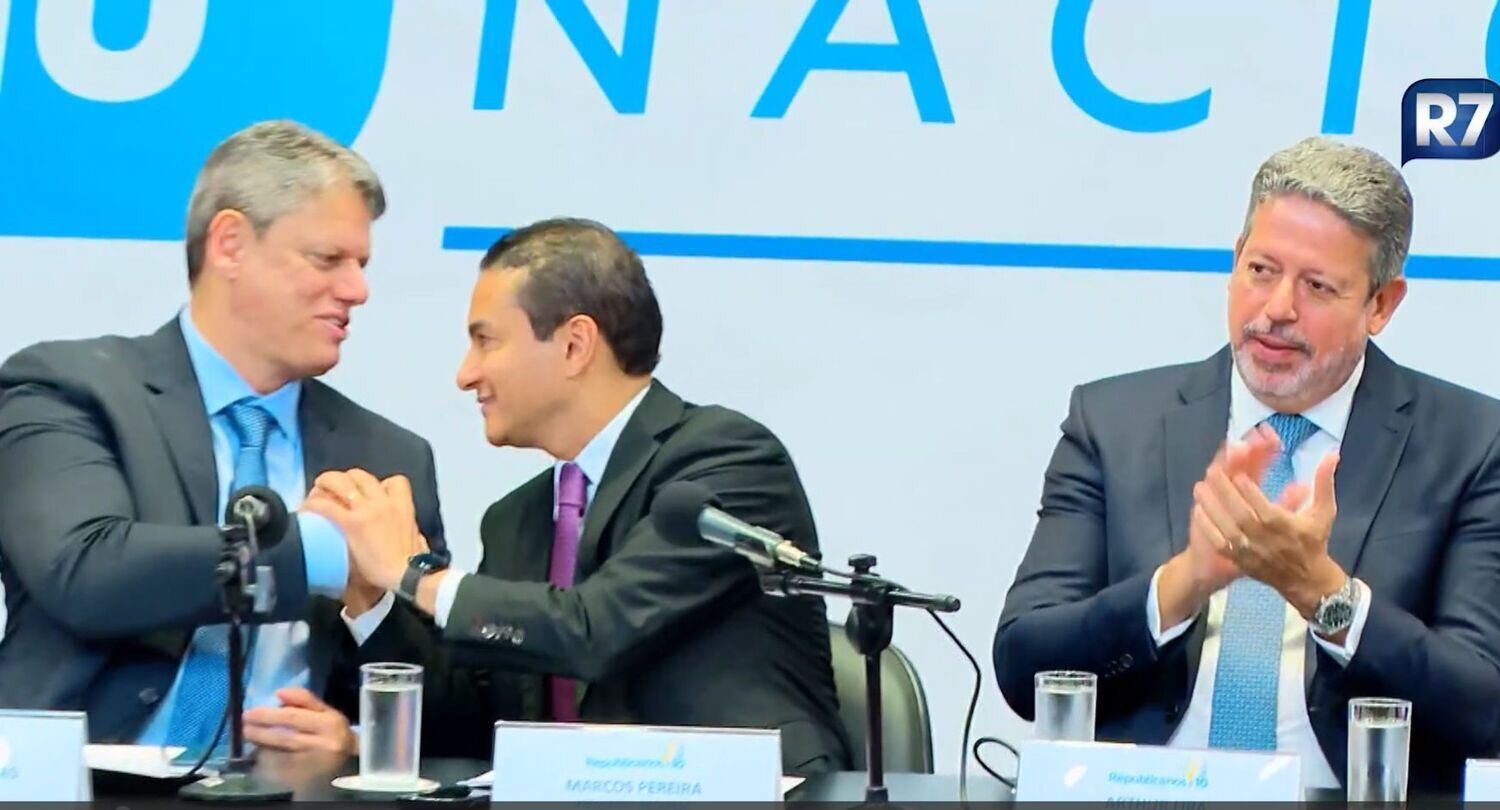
[1207,412,1317,751]
[164,400,272,751]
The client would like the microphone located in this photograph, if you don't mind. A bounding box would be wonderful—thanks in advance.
[653,481,823,573]
[220,485,288,616]
[223,485,289,548]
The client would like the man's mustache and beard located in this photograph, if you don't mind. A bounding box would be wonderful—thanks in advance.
[1234,320,1363,404]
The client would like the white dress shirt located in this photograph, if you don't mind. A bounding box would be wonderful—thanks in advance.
[1146,357,1373,788]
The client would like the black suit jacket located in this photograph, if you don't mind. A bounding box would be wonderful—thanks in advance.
[361,381,851,775]
[0,319,444,741]
[993,344,1500,792]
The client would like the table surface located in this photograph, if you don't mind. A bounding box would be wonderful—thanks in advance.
[93,756,1371,803]
[94,753,492,801]
[788,770,1013,803]
[95,756,1013,803]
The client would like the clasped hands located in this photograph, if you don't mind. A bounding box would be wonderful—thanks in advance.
[240,469,428,755]
[303,468,431,611]
[1157,424,1347,633]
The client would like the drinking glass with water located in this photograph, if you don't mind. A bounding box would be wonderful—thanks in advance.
[1034,671,1097,742]
[360,662,424,789]
[1347,697,1411,802]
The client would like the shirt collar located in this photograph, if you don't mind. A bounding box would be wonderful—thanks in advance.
[1229,349,1364,444]
[178,308,302,436]
[555,384,652,490]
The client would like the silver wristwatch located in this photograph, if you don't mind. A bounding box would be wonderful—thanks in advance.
[1309,576,1359,636]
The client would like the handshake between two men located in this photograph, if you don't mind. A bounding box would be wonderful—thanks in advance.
[240,469,429,756]
[304,469,434,616]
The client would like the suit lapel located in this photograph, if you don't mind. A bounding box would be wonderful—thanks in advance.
[141,322,218,526]
[1324,344,1413,575]
[1162,348,1232,691]
[575,382,682,580]
[300,381,344,484]
[131,322,216,661]
[1164,348,1233,557]
[483,473,556,583]
[1305,344,1412,693]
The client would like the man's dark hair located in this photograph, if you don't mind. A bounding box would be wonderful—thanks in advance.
[480,218,662,376]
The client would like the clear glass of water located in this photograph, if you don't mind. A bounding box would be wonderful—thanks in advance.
[1034,670,1097,741]
[1347,697,1411,802]
[360,662,424,789]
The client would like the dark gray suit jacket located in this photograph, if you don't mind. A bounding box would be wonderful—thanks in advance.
[995,344,1500,793]
[358,381,852,775]
[0,320,444,741]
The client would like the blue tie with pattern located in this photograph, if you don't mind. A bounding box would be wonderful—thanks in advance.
[1207,412,1317,751]
[165,400,272,751]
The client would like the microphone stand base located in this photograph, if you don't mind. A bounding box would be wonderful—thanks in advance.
[178,770,293,803]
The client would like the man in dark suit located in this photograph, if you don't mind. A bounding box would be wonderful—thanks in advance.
[0,121,443,755]
[306,218,851,775]
[993,137,1500,792]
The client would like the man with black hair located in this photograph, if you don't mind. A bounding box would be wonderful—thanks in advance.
[307,218,851,774]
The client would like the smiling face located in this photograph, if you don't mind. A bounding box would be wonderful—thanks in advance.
[1228,194,1406,412]
[211,183,373,385]
[455,268,573,449]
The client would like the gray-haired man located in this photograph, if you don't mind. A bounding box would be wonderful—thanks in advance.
[995,137,1500,793]
[0,120,443,755]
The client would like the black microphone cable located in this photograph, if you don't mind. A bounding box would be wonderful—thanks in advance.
[181,707,230,780]
[972,735,1017,789]
[926,611,1020,801]
[926,609,982,803]
[180,622,256,781]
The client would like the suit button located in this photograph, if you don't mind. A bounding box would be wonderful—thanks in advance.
[477,623,501,641]
[511,627,525,646]
[138,688,161,705]
[1121,654,1134,667]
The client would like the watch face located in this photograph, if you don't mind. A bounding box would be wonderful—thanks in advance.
[1319,601,1354,630]
[410,552,448,572]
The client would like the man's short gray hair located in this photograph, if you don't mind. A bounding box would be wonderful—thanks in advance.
[184,120,385,283]
[1241,136,1413,293]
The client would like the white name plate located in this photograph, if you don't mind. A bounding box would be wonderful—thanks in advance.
[0,710,91,801]
[1466,758,1500,800]
[490,721,781,801]
[1017,739,1301,802]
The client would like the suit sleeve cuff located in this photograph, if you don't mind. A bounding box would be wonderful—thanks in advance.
[341,591,395,645]
[434,571,466,629]
[297,511,349,598]
[1310,578,1371,665]
[1148,565,1197,646]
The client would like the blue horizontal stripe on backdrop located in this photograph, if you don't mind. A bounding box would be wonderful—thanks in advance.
[441,227,1500,282]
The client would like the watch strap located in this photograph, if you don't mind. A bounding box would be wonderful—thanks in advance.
[396,553,448,603]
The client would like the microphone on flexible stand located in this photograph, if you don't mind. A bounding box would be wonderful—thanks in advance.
[179,486,295,802]
[651,480,960,804]
[652,481,823,573]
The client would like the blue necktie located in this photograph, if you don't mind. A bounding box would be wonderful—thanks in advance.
[1207,413,1317,751]
[164,400,272,751]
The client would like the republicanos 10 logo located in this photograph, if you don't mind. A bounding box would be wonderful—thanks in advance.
[0,0,393,240]
[1401,78,1500,165]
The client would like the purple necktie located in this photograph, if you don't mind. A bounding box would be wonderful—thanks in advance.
[548,462,587,722]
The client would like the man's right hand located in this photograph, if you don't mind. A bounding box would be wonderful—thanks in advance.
[1155,428,1280,629]
[304,484,386,617]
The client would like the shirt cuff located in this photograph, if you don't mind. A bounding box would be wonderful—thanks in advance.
[1309,578,1372,666]
[341,591,395,646]
[1147,565,1197,646]
[433,571,466,629]
[297,511,349,598]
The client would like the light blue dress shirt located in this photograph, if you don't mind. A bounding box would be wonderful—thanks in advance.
[135,310,349,744]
